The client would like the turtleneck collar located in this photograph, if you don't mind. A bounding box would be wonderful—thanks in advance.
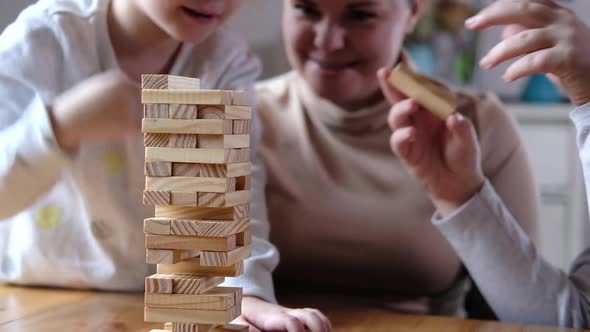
[293,72,391,135]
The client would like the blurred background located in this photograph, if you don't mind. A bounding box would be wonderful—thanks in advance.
[1,0,589,271]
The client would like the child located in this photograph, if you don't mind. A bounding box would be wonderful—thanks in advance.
[380,0,590,328]
[0,0,330,330]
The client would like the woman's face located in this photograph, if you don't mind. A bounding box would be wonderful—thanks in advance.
[283,0,422,109]
[136,0,241,44]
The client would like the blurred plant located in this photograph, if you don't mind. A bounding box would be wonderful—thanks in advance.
[406,0,481,85]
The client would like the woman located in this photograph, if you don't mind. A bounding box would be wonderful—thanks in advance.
[230,1,539,330]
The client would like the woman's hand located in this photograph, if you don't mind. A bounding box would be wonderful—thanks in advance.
[233,296,332,332]
[467,0,590,106]
[378,69,485,216]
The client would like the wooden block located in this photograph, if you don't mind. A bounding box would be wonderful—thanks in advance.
[198,191,250,208]
[142,119,233,135]
[198,135,250,149]
[388,60,458,120]
[169,218,249,237]
[172,323,215,332]
[145,133,170,147]
[144,104,170,118]
[172,163,201,177]
[146,274,224,294]
[198,106,225,119]
[232,120,250,135]
[169,134,198,148]
[201,245,251,267]
[146,249,201,264]
[146,147,249,164]
[155,205,250,221]
[142,89,251,106]
[196,219,249,238]
[144,190,171,205]
[226,149,250,164]
[144,218,172,235]
[142,75,200,90]
[171,192,198,206]
[146,234,236,251]
[224,106,251,120]
[146,177,235,194]
[196,105,252,120]
[211,325,248,332]
[170,104,198,119]
[236,231,251,246]
[157,258,244,277]
[144,306,241,325]
[235,176,250,191]
[197,163,251,178]
[145,162,173,177]
[145,287,241,310]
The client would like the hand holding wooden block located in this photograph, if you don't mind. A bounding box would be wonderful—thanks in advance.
[387,60,459,120]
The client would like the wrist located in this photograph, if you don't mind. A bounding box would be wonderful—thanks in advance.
[431,177,485,217]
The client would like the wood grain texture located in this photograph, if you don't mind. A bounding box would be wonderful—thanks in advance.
[169,134,198,148]
[146,177,234,194]
[145,147,249,164]
[144,305,241,325]
[232,120,250,135]
[142,75,200,90]
[169,218,249,237]
[142,119,233,135]
[388,60,457,120]
[145,162,172,177]
[198,135,250,149]
[157,258,244,277]
[145,274,224,295]
[143,190,171,206]
[145,234,236,251]
[198,191,250,208]
[170,104,198,119]
[145,287,241,310]
[155,205,249,221]
[145,249,200,264]
[142,90,251,106]
[144,133,169,147]
[144,104,170,118]
[201,246,251,267]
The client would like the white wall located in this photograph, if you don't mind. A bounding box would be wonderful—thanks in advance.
[0,1,35,32]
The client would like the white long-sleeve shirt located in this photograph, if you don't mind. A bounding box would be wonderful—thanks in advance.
[0,0,278,299]
[433,103,590,328]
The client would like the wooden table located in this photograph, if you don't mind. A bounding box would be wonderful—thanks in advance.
[0,285,586,332]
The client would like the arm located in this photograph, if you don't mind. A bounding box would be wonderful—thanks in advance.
[434,179,590,328]
[0,17,70,220]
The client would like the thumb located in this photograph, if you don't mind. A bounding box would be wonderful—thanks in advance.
[445,113,478,169]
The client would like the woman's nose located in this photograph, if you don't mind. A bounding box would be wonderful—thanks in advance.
[313,19,345,52]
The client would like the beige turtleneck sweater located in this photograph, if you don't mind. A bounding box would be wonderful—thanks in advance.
[254,71,539,315]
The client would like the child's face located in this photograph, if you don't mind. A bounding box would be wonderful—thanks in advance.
[283,0,421,108]
[137,0,241,44]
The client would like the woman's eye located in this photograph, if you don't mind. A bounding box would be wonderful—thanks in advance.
[348,10,377,21]
[294,3,320,17]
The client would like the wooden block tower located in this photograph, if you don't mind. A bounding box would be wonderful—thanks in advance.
[141,75,251,332]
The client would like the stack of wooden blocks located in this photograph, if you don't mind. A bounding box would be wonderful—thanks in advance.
[141,75,252,332]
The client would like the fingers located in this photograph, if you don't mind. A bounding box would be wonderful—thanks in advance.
[390,127,416,164]
[289,308,332,332]
[503,47,564,81]
[466,1,559,30]
[377,68,406,104]
[480,27,557,70]
[231,315,262,332]
[387,99,419,131]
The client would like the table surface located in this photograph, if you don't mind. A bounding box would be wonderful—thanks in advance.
[0,285,586,332]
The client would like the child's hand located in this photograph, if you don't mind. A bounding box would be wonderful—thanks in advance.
[378,69,485,217]
[50,70,141,151]
[234,296,332,332]
[466,0,590,106]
